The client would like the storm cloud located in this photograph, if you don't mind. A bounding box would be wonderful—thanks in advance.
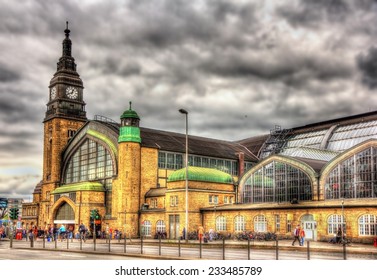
[1,0,377,200]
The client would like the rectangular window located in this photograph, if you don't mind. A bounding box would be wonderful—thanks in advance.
[275,214,280,233]
[287,219,292,234]
[209,195,218,204]
[170,195,178,206]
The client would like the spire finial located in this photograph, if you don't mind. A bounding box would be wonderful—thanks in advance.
[64,21,70,38]
[129,101,132,110]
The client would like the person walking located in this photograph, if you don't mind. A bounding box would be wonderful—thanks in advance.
[299,226,306,246]
[59,224,66,241]
[336,225,342,243]
[198,225,204,242]
[292,224,301,246]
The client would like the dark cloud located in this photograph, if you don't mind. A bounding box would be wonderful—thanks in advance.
[1,0,377,199]
[0,64,20,82]
[277,0,349,28]
[357,46,377,89]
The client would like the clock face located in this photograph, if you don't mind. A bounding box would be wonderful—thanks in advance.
[66,86,78,99]
[50,87,57,99]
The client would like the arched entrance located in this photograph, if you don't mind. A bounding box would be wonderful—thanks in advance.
[54,202,75,233]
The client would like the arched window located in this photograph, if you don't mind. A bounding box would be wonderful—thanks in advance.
[55,202,74,221]
[358,214,377,236]
[63,138,115,215]
[156,220,166,233]
[142,220,151,236]
[325,147,377,200]
[64,138,114,184]
[242,161,312,203]
[216,216,227,231]
[254,215,267,232]
[234,215,245,232]
[327,214,345,235]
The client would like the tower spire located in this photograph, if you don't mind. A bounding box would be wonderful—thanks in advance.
[62,21,72,57]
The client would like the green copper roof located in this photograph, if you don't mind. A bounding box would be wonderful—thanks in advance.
[52,181,105,194]
[118,126,141,143]
[168,166,233,184]
[121,101,140,120]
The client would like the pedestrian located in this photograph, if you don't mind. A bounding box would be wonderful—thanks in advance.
[292,224,301,246]
[79,223,86,242]
[209,228,214,241]
[299,226,305,246]
[198,225,204,242]
[182,227,186,240]
[336,225,342,243]
[59,224,66,241]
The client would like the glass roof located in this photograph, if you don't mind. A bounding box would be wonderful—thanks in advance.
[275,120,377,161]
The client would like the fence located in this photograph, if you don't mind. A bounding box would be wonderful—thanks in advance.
[7,233,354,260]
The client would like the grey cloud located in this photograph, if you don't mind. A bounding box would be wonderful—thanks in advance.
[0,64,20,82]
[277,0,349,28]
[357,46,377,89]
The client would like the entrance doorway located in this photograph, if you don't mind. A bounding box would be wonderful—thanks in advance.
[301,214,317,241]
[169,215,180,239]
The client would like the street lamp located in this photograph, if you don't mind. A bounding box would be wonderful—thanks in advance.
[179,108,189,241]
[341,200,345,243]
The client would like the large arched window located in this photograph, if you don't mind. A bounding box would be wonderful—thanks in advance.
[234,215,246,232]
[325,147,377,200]
[64,138,114,184]
[55,202,74,221]
[358,214,377,236]
[63,138,115,215]
[242,161,312,203]
[327,214,345,235]
[254,215,267,232]
[216,216,227,231]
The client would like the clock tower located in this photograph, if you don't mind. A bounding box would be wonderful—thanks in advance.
[42,22,87,185]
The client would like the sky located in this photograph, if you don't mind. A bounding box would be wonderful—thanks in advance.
[1,0,377,201]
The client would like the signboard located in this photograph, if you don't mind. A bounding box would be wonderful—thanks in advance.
[0,198,7,209]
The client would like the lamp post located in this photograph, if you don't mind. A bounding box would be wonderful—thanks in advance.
[341,199,345,242]
[179,108,189,241]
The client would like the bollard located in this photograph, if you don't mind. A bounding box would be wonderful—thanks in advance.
[30,236,34,248]
[159,235,161,256]
[141,234,143,254]
[55,235,57,249]
[222,238,225,260]
[199,237,202,259]
[67,234,69,249]
[307,241,310,260]
[80,235,82,250]
[10,233,13,248]
[248,238,250,260]
[43,235,45,249]
[124,236,127,253]
[178,238,181,257]
[275,239,279,260]
[343,242,347,260]
[108,234,111,252]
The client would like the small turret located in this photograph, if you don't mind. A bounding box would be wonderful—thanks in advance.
[118,101,141,143]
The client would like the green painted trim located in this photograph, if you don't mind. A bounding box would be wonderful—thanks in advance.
[87,129,118,156]
[52,181,105,194]
[118,126,141,143]
[168,166,233,184]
